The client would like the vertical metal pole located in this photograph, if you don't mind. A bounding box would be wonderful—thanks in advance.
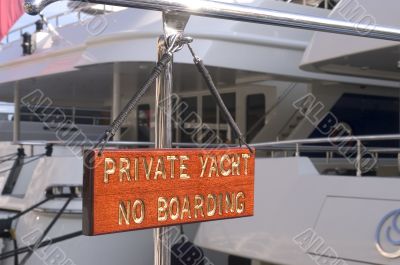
[13,81,20,142]
[112,62,121,141]
[154,37,172,265]
[153,12,189,265]
[72,107,76,124]
[356,140,362,177]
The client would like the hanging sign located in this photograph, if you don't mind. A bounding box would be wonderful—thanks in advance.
[82,148,255,236]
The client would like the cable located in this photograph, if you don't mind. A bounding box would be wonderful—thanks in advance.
[0,155,17,164]
[0,153,17,160]
[0,154,45,175]
[95,52,174,155]
[186,43,253,153]
[13,238,18,265]
[0,153,17,158]
[9,196,53,221]
[19,196,73,265]
[0,231,82,261]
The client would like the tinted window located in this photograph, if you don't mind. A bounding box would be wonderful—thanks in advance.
[137,104,151,142]
[202,95,216,124]
[220,93,236,122]
[310,94,399,147]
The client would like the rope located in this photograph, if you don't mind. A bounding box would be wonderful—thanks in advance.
[0,195,81,261]
[93,34,195,155]
[186,43,253,153]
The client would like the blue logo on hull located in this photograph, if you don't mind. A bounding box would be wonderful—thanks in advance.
[376,209,400,258]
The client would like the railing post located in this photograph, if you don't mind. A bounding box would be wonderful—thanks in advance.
[13,81,20,143]
[356,140,362,177]
[112,62,121,141]
[295,143,300,157]
[398,153,400,174]
[72,107,76,124]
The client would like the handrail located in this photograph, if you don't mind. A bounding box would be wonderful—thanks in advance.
[25,0,400,42]
[252,134,400,147]
[0,108,111,125]
[11,134,400,176]
[12,134,400,149]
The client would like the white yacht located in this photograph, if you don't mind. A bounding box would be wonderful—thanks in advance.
[0,0,400,264]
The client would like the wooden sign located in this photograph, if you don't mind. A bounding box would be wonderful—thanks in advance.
[83,148,255,236]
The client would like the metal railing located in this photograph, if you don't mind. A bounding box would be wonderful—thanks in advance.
[3,0,337,44]
[11,134,400,176]
[13,133,400,150]
[25,0,400,41]
[253,134,400,176]
[0,106,110,126]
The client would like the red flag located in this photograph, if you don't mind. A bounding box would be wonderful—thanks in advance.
[0,0,24,41]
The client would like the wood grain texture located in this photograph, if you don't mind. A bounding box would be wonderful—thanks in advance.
[83,148,255,236]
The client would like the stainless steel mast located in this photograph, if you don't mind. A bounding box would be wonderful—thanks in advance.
[154,12,189,265]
